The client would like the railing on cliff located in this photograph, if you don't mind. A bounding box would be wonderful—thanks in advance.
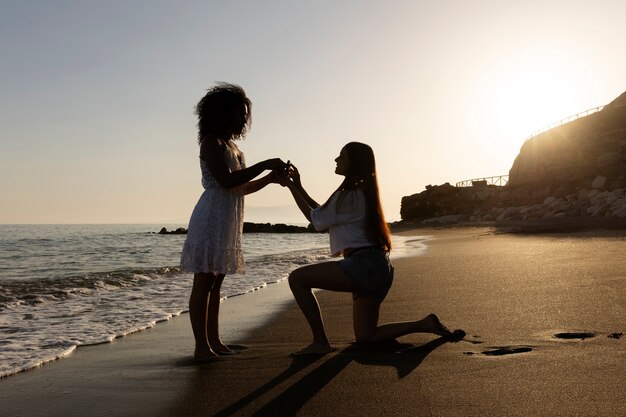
[522,105,605,144]
[456,175,508,188]
[455,102,610,188]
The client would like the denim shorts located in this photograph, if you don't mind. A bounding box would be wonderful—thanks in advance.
[337,247,394,302]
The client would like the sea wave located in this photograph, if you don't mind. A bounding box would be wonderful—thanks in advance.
[0,246,332,378]
[0,266,181,311]
[0,227,428,378]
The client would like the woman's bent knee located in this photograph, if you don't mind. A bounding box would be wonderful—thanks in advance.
[288,269,304,290]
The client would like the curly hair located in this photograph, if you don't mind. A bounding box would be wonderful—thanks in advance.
[195,82,252,143]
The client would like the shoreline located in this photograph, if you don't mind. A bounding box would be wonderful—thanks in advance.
[0,276,296,380]
[391,216,626,235]
[1,226,624,416]
[0,232,427,379]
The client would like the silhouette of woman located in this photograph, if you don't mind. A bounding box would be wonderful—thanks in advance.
[280,142,465,355]
[180,83,286,360]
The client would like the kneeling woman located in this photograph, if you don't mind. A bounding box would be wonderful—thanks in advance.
[282,142,464,355]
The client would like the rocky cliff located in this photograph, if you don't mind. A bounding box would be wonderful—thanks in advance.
[400,91,626,226]
[508,97,626,189]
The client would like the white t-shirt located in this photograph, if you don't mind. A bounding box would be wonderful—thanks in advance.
[310,189,375,256]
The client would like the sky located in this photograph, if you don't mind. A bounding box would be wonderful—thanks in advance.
[1,0,625,224]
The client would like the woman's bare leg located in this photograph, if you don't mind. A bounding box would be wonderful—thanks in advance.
[207,274,231,353]
[288,262,354,354]
[353,297,458,344]
[189,272,219,359]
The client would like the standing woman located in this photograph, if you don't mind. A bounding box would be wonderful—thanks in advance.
[180,83,285,360]
[283,142,464,355]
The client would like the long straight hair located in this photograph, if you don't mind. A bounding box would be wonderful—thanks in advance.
[322,142,391,252]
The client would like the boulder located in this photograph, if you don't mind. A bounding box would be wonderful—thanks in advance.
[158,227,187,234]
[592,176,607,189]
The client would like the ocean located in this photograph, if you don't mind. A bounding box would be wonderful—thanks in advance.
[0,224,428,378]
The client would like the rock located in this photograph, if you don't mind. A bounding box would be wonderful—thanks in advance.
[611,198,626,208]
[591,191,609,205]
[158,227,187,234]
[586,205,603,216]
[158,223,323,235]
[242,222,322,233]
[400,182,504,221]
[543,196,557,206]
[508,98,626,188]
[578,189,590,200]
[400,91,626,227]
[613,206,626,218]
[421,214,465,225]
[496,207,520,222]
[592,176,607,189]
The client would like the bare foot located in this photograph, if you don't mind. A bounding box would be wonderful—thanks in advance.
[447,329,467,342]
[194,346,220,361]
[290,342,334,357]
[211,343,233,355]
[425,314,453,337]
[216,344,248,355]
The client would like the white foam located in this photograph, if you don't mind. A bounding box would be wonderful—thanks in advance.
[0,228,426,378]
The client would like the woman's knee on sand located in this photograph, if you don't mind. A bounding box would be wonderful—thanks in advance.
[352,297,381,343]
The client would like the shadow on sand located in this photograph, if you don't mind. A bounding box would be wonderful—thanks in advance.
[213,337,449,417]
[494,217,626,236]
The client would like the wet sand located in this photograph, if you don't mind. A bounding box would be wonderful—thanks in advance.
[0,227,624,417]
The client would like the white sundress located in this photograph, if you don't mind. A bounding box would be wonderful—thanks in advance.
[180,142,246,275]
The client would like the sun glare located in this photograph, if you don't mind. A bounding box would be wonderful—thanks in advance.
[470,48,600,149]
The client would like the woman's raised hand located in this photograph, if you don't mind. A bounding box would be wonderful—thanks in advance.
[288,164,301,185]
[269,168,291,186]
[263,158,287,171]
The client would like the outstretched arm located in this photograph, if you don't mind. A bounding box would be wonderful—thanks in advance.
[290,166,319,209]
[201,138,285,189]
[283,165,319,222]
[240,172,275,195]
[287,182,315,222]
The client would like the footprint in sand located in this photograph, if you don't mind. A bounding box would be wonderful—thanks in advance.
[553,331,625,340]
[464,346,533,356]
[481,346,533,356]
[464,330,620,356]
[553,332,596,340]
[464,335,484,345]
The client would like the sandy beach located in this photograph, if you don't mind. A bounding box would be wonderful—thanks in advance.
[1,227,624,417]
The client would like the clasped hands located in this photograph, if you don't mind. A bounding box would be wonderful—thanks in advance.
[270,160,299,187]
